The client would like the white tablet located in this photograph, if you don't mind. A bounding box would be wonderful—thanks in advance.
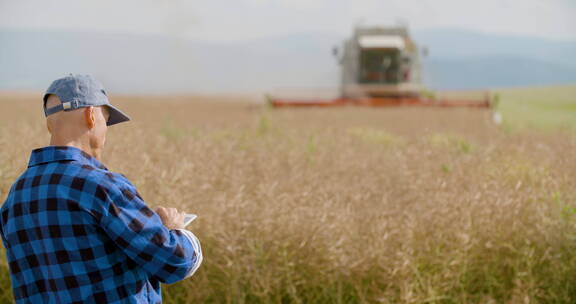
[183,214,197,227]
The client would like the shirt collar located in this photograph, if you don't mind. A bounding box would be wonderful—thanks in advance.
[28,146,108,170]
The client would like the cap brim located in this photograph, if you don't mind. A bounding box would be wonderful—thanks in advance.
[105,104,130,126]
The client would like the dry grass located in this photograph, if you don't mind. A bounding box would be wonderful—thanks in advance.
[0,92,575,303]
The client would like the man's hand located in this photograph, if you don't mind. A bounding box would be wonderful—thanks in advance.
[155,207,186,230]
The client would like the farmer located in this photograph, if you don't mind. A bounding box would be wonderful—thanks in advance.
[0,74,202,303]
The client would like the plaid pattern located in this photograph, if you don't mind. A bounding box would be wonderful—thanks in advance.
[0,146,202,303]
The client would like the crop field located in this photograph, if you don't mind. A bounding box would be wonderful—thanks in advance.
[0,86,575,303]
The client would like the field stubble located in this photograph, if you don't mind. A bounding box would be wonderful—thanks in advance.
[0,93,575,303]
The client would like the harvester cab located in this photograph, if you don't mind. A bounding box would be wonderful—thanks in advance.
[337,26,423,99]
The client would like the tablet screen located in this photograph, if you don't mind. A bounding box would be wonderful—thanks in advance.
[183,214,197,227]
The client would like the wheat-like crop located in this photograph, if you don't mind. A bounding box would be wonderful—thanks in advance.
[0,93,575,303]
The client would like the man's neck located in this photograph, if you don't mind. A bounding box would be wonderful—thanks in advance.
[49,138,99,160]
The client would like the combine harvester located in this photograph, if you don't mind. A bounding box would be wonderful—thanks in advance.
[269,26,492,109]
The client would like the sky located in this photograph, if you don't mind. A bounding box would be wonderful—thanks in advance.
[0,0,575,41]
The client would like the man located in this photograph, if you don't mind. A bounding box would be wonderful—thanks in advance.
[0,74,202,303]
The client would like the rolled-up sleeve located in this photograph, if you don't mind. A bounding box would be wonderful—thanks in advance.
[93,179,202,284]
[176,229,203,278]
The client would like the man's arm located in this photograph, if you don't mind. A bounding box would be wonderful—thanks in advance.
[155,207,203,278]
[93,179,202,284]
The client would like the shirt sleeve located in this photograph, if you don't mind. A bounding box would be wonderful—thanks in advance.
[176,229,203,278]
[93,177,202,284]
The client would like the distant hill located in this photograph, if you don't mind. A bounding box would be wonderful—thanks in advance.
[414,29,576,89]
[424,56,576,89]
[413,29,576,67]
[1,29,575,94]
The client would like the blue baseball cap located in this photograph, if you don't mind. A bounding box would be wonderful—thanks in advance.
[43,74,130,126]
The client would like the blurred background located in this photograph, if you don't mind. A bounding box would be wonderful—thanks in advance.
[1,0,575,95]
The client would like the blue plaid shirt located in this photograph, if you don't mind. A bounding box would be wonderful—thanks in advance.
[0,146,202,303]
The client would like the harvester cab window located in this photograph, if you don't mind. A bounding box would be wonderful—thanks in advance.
[359,49,400,84]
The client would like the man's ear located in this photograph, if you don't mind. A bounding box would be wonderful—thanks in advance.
[84,106,95,129]
[46,120,52,134]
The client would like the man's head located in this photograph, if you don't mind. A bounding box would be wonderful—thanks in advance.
[43,74,130,160]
